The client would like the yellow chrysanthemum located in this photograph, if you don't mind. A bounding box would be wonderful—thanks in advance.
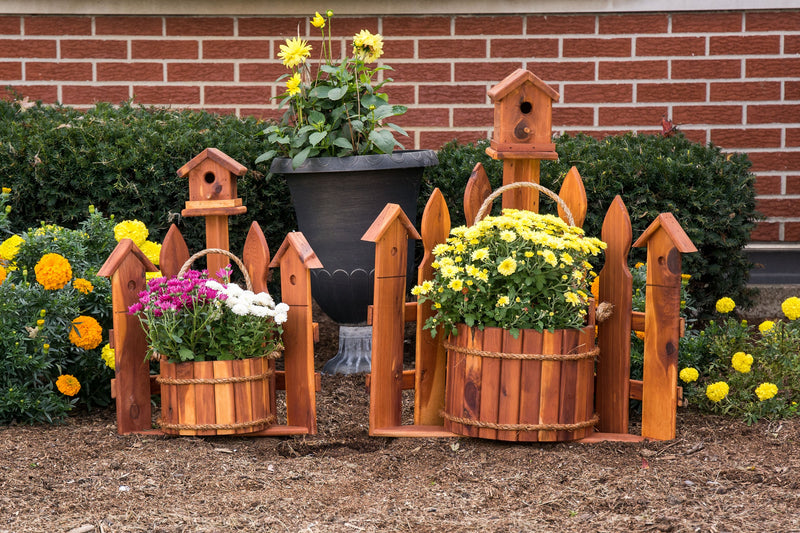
[352,30,383,63]
[0,234,24,262]
[279,36,312,69]
[754,382,778,401]
[564,291,581,306]
[706,381,729,403]
[715,297,735,314]
[311,11,325,28]
[496,295,510,307]
[499,230,516,242]
[731,351,753,373]
[139,240,162,267]
[758,320,775,334]
[471,248,489,261]
[113,219,148,247]
[679,367,699,383]
[34,253,73,290]
[101,343,116,370]
[448,278,464,291]
[781,296,800,321]
[73,278,94,294]
[68,315,103,350]
[56,374,81,397]
[286,72,302,96]
[497,257,517,276]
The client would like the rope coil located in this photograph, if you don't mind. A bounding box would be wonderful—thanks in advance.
[156,368,276,386]
[441,411,599,433]
[178,247,254,292]
[475,181,575,226]
[442,341,598,361]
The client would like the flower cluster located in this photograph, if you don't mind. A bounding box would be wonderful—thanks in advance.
[414,209,606,337]
[34,252,73,290]
[129,267,287,363]
[257,9,408,169]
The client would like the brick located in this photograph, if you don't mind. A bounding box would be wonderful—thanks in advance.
[598,106,667,126]
[455,16,523,35]
[672,59,740,80]
[638,82,706,103]
[678,128,707,145]
[419,39,485,59]
[240,107,283,121]
[238,17,306,37]
[636,36,704,57]
[750,151,800,172]
[710,35,780,56]
[0,39,56,58]
[490,38,558,58]
[203,40,270,59]
[383,85,415,105]
[1,85,57,103]
[168,63,234,82]
[381,39,414,59]
[753,175,782,195]
[454,62,523,82]
[747,58,800,78]
[748,105,800,124]
[24,16,91,36]
[527,15,596,35]
[329,17,380,36]
[204,85,270,104]
[240,62,286,82]
[598,60,667,80]
[784,222,800,242]
[203,107,237,116]
[749,222,779,241]
[62,85,130,105]
[563,83,632,104]
[395,107,450,127]
[419,85,487,105]
[453,106,493,127]
[0,62,21,79]
[383,16,450,36]
[564,37,630,58]
[787,82,800,100]
[26,62,92,81]
[671,12,742,33]
[786,35,800,55]
[710,128,782,149]
[419,130,488,150]
[98,62,163,82]
[757,197,800,218]
[746,11,800,32]
[392,62,450,83]
[166,17,234,37]
[528,61,595,82]
[673,104,742,124]
[599,14,668,34]
[132,40,198,60]
[0,16,20,35]
[132,85,201,104]
[96,16,163,36]
[552,106,594,126]
[709,81,781,102]
[787,129,800,147]
[61,40,127,59]
[785,175,800,194]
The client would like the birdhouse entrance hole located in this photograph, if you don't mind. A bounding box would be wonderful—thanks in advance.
[204,171,216,184]
[519,101,532,114]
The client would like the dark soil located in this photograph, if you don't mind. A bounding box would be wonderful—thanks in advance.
[2,309,799,533]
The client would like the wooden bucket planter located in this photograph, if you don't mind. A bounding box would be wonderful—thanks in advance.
[442,324,598,442]
[157,355,277,436]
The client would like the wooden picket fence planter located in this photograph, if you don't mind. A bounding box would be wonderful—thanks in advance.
[442,324,598,442]
[157,354,278,436]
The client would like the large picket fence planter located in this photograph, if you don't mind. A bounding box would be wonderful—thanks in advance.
[442,324,599,442]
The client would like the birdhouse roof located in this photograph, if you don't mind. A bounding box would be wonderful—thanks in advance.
[177,148,247,178]
[269,232,323,269]
[633,213,697,252]
[361,203,421,243]
[97,238,158,278]
[488,69,560,103]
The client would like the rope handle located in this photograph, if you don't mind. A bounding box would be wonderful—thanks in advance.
[178,248,253,292]
[475,182,574,227]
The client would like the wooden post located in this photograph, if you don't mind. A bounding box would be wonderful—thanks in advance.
[558,166,588,229]
[159,224,190,279]
[97,239,159,434]
[464,163,492,224]
[362,204,421,433]
[633,213,697,441]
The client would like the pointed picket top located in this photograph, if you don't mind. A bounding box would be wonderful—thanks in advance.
[558,166,587,229]
[176,147,247,178]
[464,162,492,226]
[361,203,421,243]
[98,238,158,278]
[269,231,323,270]
[633,213,697,253]
[421,188,451,261]
[243,221,271,293]
[159,224,190,279]
[487,68,559,103]
[601,196,632,255]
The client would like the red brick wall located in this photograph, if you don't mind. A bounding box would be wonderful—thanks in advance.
[2,10,799,242]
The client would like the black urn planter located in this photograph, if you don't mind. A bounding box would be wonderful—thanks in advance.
[270,150,438,374]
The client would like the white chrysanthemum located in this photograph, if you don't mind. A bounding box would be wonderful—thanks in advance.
[230,302,250,316]
[205,279,224,291]
[275,303,290,315]
[225,296,240,309]
[249,305,270,318]
[226,284,244,297]
[254,292,275,307]
[274,312,288,325]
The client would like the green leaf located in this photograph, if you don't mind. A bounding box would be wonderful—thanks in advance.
[309,131,326,147]
[178,347,195,362]
[333,137,353,150]
[368,129,396,154]
[254,150,276,164]
[292,146,312,169]
[327,87,347,101]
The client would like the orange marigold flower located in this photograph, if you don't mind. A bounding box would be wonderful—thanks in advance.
[0,264,6,285]
[56,374,81,396]
[34,253,73,290]
[73,278,94,294]
[68,315,103,350]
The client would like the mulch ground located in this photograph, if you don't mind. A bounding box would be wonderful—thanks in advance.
[2,312,799,533]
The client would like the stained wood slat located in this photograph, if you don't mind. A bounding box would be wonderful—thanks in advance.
[175,362,197,436]
[517,329,543,443]
[557,166,587,229]
[160,224,190,279]
[464,163,492,224]
[538,329,562,442]
[213,360,236,436]
[497,329,522,441]
[193,360,217,436]
[478,328,501,440]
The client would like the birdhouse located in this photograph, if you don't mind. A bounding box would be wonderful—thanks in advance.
[177,148,247,217]
[486,69,560,160]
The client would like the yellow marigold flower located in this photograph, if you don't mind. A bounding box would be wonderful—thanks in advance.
[279,36,312,68]
[101,343,116,370]
[499,230,516,242]
[681,273,691,283]
[448,278,463,291]
[0,265,6,285]
[113,219,149,247]
[497,257,517,276]
[34,253,73,290]
[781,296,800,321]
[311,11,325,28]
[496,295,510,307]
[352,30,384,63]
[36,319,44,327]
[758,320,775,334]
[679,367,699,383]
[139,240,162,267]
[73,278,94,294]
[755,382,778,401]
[69,315,103,350]
[43,343,50,352]
[634,262,644,269]
[715,297,735,314]
[634,331,645,340]
[731,351,753,373]
[706,381,729,403]
[471,248,489,261]
[286,72,302,96]
[146,270,162,281]
[56,374,81,397]
[0,234,24,262]
[1,187,10,194]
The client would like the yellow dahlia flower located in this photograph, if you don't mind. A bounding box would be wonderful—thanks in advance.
[286,72,303,96]
[279,36,312,69]
[352,30,383,63]
[311,11,325,28]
